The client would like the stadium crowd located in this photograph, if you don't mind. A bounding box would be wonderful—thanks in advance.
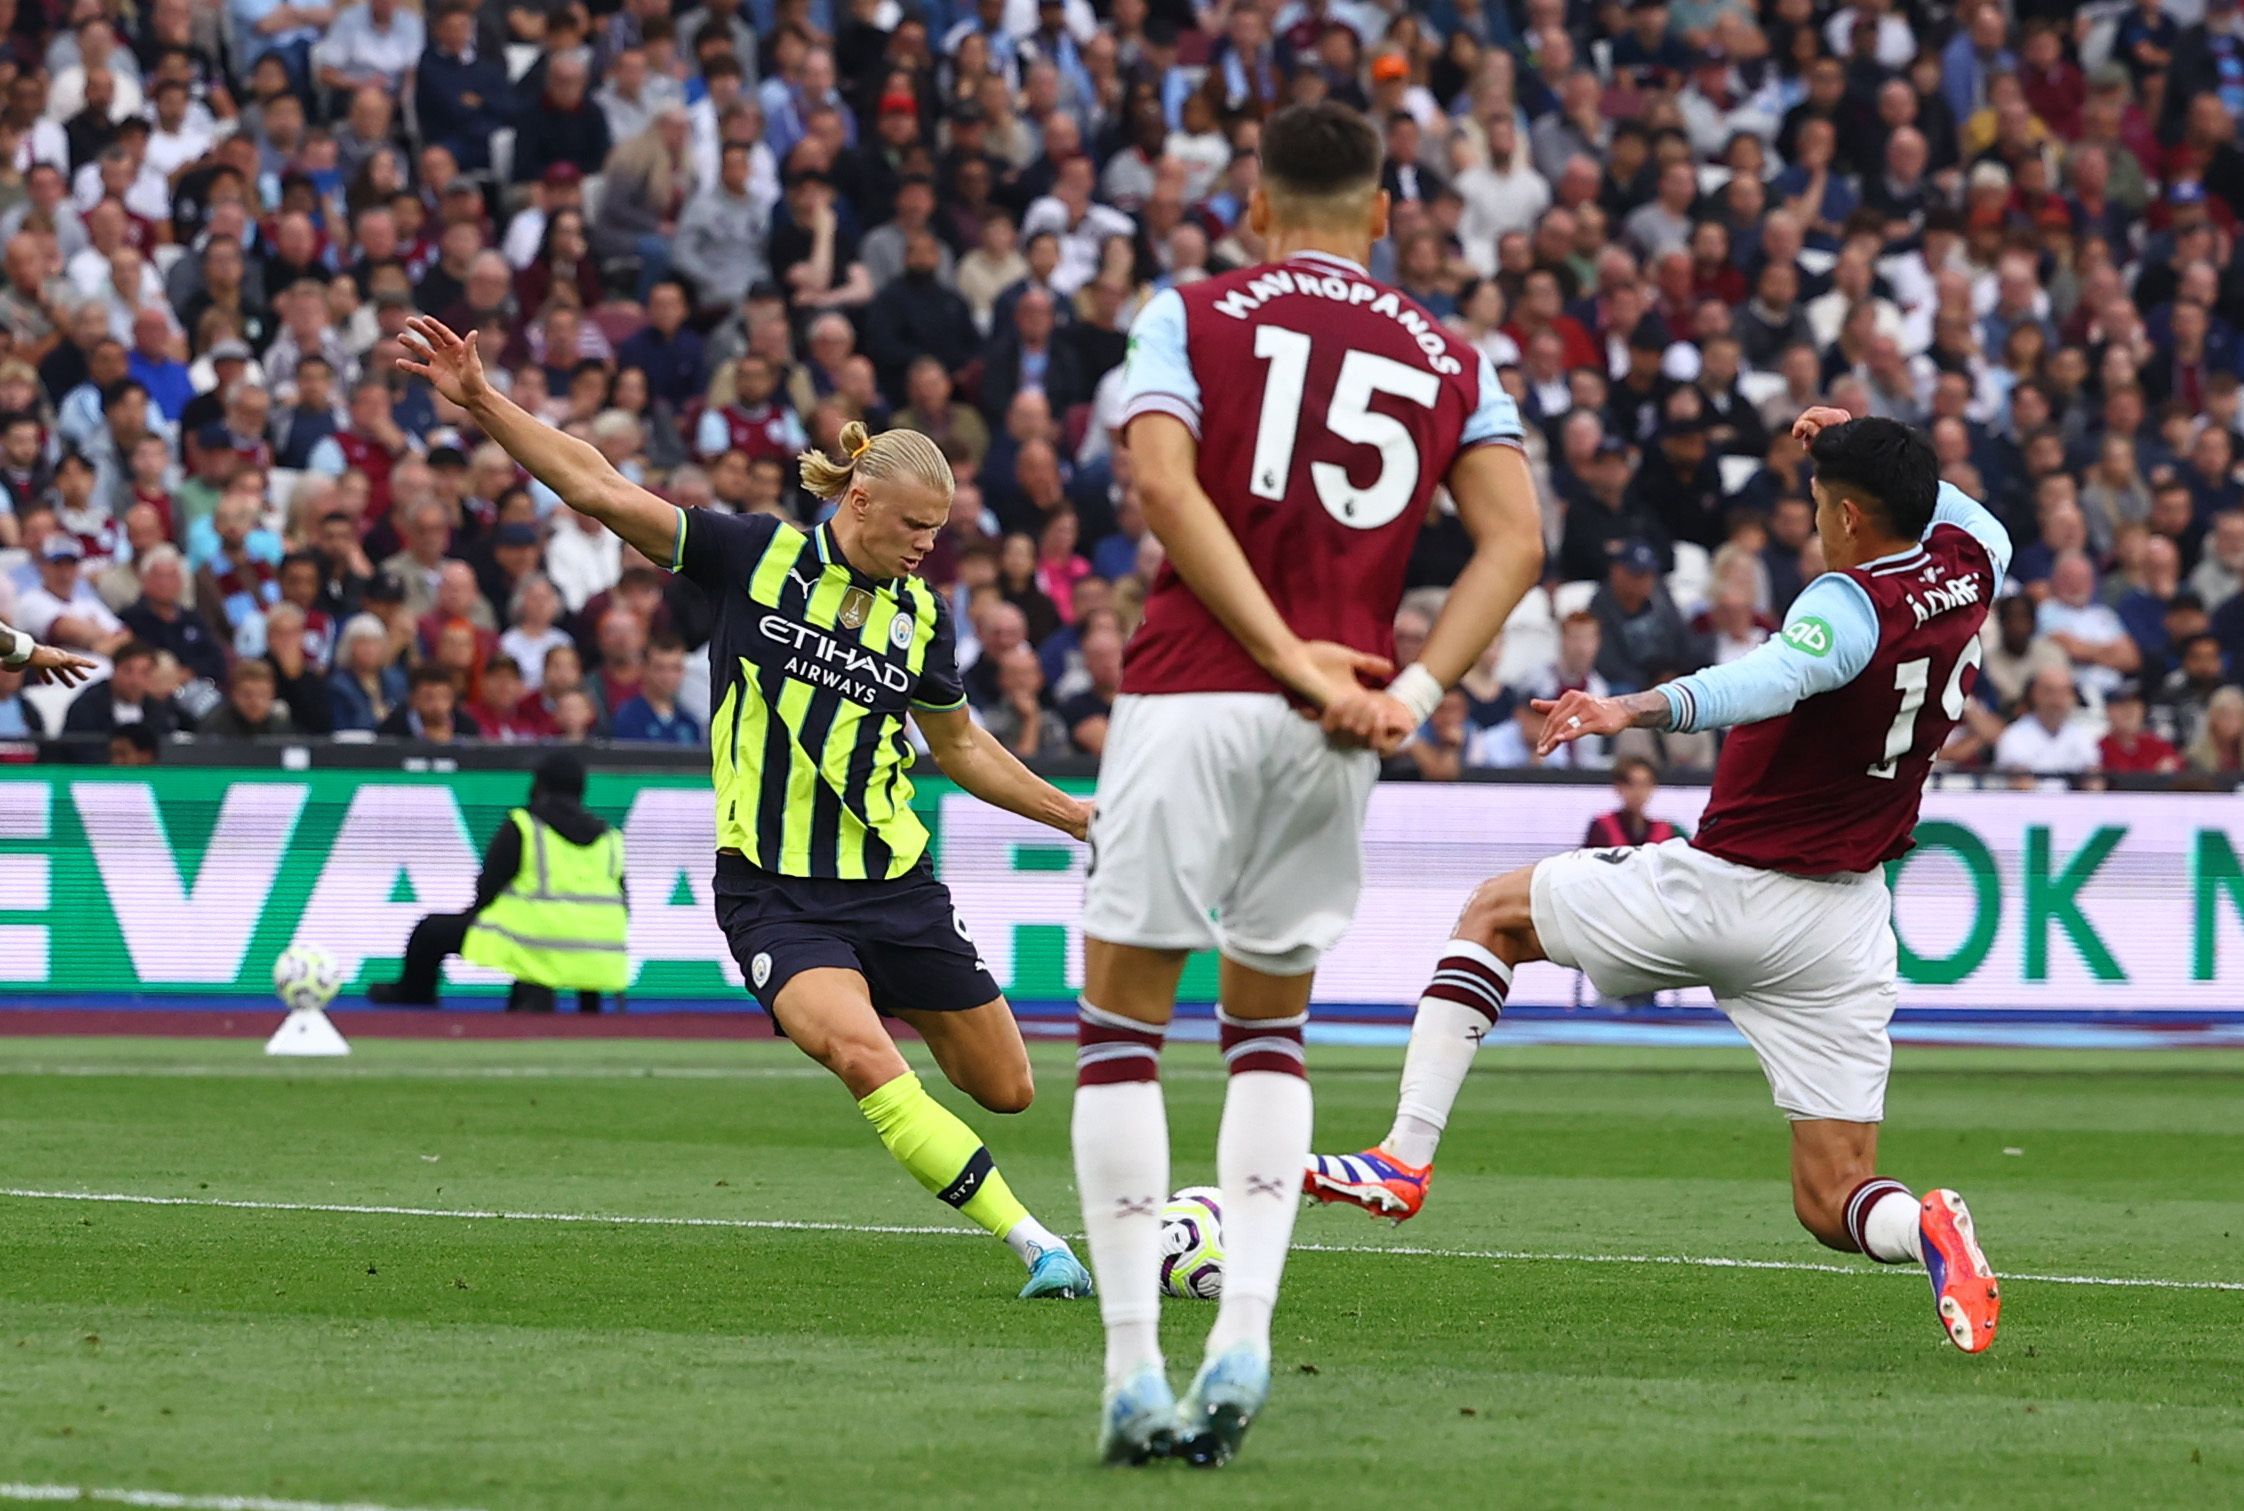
[0,0,2239,783]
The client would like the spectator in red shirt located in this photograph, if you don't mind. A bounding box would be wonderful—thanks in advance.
[1582,756,1685,850]
[2019,24,2085,142]
[2099,680,2183,774]
[470,654,551,741]
[1502,266,1600,372]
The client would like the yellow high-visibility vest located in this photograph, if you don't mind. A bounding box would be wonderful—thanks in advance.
[461,810,629,992]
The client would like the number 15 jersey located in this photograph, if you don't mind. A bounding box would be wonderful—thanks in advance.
[1117,250,1524,697]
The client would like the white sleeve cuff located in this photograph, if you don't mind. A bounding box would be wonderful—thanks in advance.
[0,627,33,670]
[1388,663,1444,726]
[1119,394,1202,437]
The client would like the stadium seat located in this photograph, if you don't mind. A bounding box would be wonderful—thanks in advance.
[1737,371,1787,412]
[1668,541,1712,614]
[1496,587,1559,687]
[1718,456,1762,497]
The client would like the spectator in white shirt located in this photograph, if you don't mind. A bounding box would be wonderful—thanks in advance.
[502,167,589,272]
[2036,550,2140,699]
[2188,509,2244,612]
[15,533,129,655]
[603,43,687,148]
[73,134,171,227]
[6,75,69,173]
[1450,114,1550,269]
[1705,587,1771,665]
[1824,0,1919,72]
[545,508,622,613]
[143,79,215,181]
[67,199,138,299]
[48,23,143,126]
[313,0,427,97]
[1994,665,2103,775]
[1020,156,1134,296]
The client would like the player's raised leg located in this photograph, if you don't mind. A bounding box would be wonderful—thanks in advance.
[777,970,1087,1299]
[898,999,1093,1298]
[1073,941,1185,1463]
[1790,1119,2001,1354]
[1306,866,1544,1221]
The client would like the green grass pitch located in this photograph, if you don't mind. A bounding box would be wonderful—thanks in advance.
[0,1035,2239,1509]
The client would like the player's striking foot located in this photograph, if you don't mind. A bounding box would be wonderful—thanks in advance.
[1097,1364,1176,1465]
[1172,1344,1270,1469]
[1920,1189,2000,1353]
[1018,1243,1095,1300]
[1302,1148,1431,1222]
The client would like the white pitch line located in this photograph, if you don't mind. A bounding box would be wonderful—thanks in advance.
[0,1482,482,1511]
[4,1188,2237,1293]
[0,1062,1246,1084]
[0,1063,833,1082]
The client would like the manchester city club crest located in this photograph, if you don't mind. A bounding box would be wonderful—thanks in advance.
[839,587,874,630]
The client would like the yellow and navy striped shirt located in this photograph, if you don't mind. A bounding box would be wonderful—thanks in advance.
[668,508,966,880]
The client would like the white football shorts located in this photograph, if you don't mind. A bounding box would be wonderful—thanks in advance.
[1081,691,1379,976]
[1531,837,1900,1122]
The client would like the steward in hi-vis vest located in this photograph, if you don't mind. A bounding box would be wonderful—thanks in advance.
[367,751,629,1010]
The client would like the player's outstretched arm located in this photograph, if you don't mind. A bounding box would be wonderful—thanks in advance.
[913,704,1093,841]
[1535,573,1882,755]
[0,622,97,687]
[1129,413,1391,721]
[396,316,678,564]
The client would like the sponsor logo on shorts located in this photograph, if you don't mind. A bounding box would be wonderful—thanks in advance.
[751,952,772,988]
[952,909,975,944]
[1784,616,1835,658]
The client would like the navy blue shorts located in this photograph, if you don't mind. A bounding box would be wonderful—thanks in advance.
[712,853,1002,1024]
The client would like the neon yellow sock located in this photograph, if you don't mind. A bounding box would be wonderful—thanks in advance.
[858,1071,1033,1244]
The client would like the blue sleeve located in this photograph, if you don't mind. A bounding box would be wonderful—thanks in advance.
[1929,480,2013,584]
[1117,288,1201,435]
[1660,572,1880,733]
[910,587,967,711]
[1459,350,1526,450]
[674,506,780,594]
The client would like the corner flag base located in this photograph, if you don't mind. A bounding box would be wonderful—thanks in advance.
[266,1007,351,1057]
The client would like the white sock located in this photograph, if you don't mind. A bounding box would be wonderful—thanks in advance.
[1072,1076,1170,1385]
[1859,1188,1925,1265]
[1206,1007,1313,1360]
[1002,1213,1067,1267]
[1384,941,1511,1168]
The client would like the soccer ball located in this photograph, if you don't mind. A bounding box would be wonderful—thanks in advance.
[272,943,344,1014]
[1159,1186,1225,1300]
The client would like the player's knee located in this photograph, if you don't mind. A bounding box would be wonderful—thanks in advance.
[1456,870,1533,949]
[821,1036,902,1099]
[968,1063,1035,1115]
